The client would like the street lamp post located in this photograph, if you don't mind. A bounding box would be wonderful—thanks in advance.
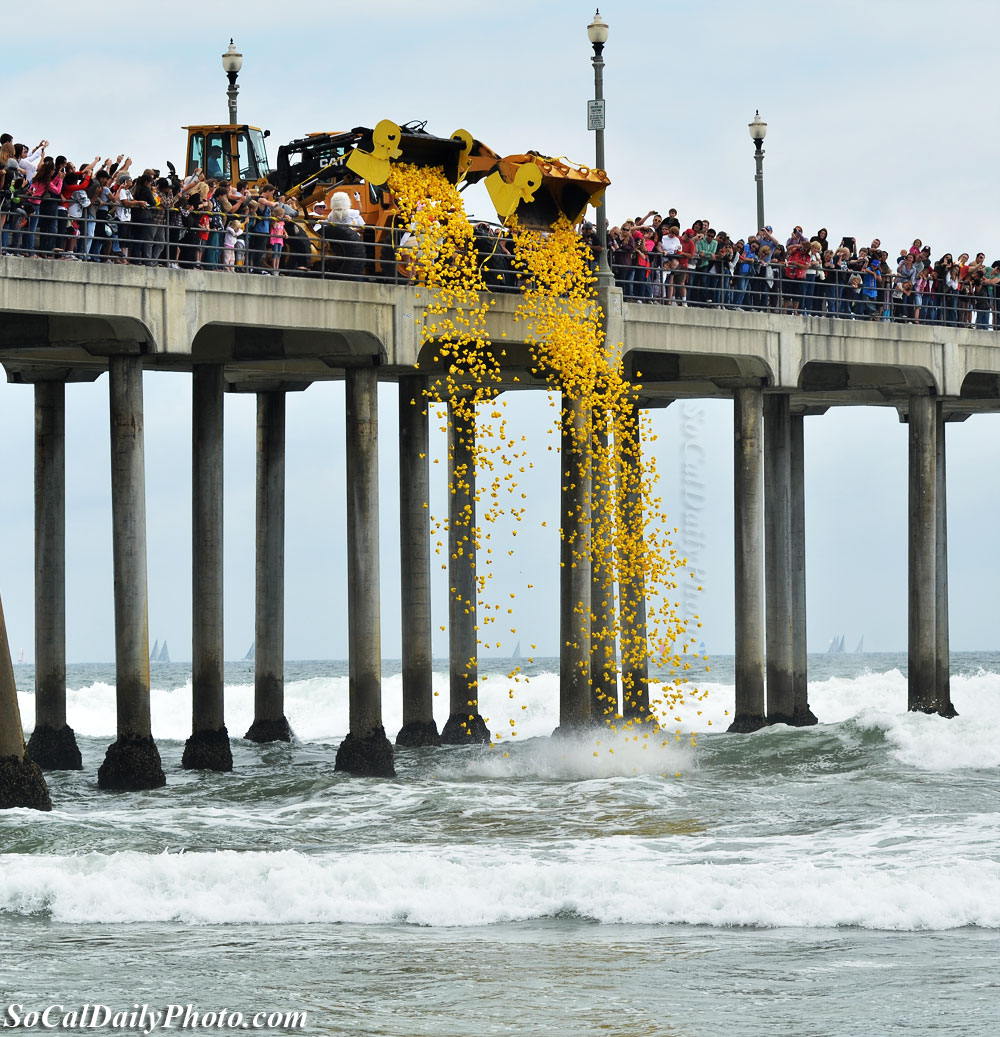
[222,39,243,124]
[749,110,767,232]
[587,10,612,282]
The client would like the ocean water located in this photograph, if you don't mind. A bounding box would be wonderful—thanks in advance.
[2,653,999,1036]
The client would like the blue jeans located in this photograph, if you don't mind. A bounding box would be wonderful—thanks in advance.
[732,274,750,308]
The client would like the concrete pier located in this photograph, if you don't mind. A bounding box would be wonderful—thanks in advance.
[0,592,51,810]
[246,391,292,743]
[556,395,592,734]
[764,395,795,725]
[27,381,81,770]
[729,386,766,733]
[441,398,490,743]
[789,413,816,725]
[618,399,649,722]
[184,364,232,770]
[396,376,439,747]
[935,404,956,717]
[908,394,938,712]
[335,366,394,776]
[590,414,618,723]
[99,354,165,790]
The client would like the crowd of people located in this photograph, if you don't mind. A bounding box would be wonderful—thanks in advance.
[3,133,999,330]
[0,134,378,275]
[604,208,1000,327]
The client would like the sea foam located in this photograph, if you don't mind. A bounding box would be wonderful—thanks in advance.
[1,845,998,930]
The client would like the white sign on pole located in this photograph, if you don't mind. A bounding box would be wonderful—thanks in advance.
[587,99,606,131]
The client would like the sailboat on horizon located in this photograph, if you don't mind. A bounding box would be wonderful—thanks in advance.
[150,639,159,663]
[244,640,255,661]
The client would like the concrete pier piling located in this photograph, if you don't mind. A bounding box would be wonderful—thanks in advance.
[27,380,82,770]
[441,398,490,744]
[908,394,938,713]
[184,364,232,770]
[619,399,649,722]
[764,395,799,726]
[335,366,394,776]
[0,593,51,810]
[555,394,592,735]
[935,403,956,717]
[246,391,292,743]
[590,414,618,724]
[99,354,165,790]
[729,386,766,733]
[396,376,439,747]
[789,413,816,725]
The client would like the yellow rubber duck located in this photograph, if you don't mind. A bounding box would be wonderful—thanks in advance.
[485,163,542,220]
[451,128,474,179]
[345,119,403,186]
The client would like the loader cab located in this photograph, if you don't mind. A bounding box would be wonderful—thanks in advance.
[184,125,271,183]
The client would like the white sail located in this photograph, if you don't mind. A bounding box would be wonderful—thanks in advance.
[511,641,521,662]
[159,641,170,663]
[854,635,864,654]
[150,640,159,663]
[244,640,255,661]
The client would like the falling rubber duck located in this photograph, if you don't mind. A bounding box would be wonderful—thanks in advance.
[345,119,404,186]
[485,163,542,220]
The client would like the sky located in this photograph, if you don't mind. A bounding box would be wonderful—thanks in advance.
[3,0,1000,662]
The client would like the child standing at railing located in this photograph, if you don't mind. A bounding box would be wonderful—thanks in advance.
[269,212,286,275]
[222,218,243,271]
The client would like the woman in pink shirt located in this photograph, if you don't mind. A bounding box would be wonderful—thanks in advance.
[31,157,64,255]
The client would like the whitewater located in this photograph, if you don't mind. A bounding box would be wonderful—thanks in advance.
[1,654,998,1036]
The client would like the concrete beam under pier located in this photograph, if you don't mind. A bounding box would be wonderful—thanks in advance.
[335,366,394,776]
[590,414,618,725]
[789,413,816,725]
[99,354,165,790]
[246,391,292,743]
[908,395,940,713]
[185,364,232,771]
[396,376,439,748]
[27,381,82,770]
[764,395,795,725]
[935,404,955,717]
[556,394,592,735]
[619,398,649,723]
[729,386,766,733]
[441,399,490,744]
[0,592,51,810]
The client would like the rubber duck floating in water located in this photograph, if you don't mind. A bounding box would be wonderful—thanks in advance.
[346,119,404,186]
[485,163,542,220]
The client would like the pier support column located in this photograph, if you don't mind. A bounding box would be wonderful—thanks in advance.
[935,404,956,717]
[908,394,939,713]
[184,365,232,770]
[27,381,82,770]
[729,386,766,733]
[555,394,592,735]
[764,395,795,725]
[590,412,618,724]
[619,399,649,723]
[336,366,395,775]
[245,391,292,743]
[0,593,51,810]
[441,397,490,743]
[790,413,817,725]
[396,376,439,747]
[99,354,165,790]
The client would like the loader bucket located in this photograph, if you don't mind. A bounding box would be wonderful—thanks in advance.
[490,154,610,228]
[350,121,465,185]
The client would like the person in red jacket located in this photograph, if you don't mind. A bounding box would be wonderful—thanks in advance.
[676,228,696,305]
